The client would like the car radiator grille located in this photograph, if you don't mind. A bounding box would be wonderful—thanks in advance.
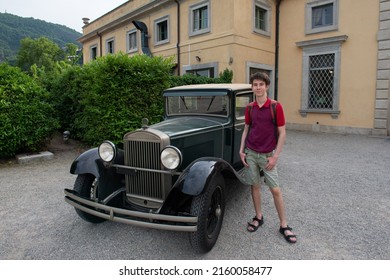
[124,130,168,203]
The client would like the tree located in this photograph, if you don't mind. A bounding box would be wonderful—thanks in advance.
[16,36,63,73]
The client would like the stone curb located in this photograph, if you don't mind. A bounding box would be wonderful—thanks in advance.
[16,151,54,164]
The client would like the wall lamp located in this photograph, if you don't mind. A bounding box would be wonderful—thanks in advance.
[195,55,201,62]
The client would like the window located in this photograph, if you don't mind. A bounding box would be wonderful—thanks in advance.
[306,0,338,34]
[296,36,348,118]
[186,68,214,78]
[312,4,333,28]
[307,53,335,109]
[106,38,115,54]
[155,16,169,45]
[90,45,97,60]
[127,30,138,53]
[183,62,218,78]
[253,0,271,36]
[236,95,252,120]
[190,1,210,36]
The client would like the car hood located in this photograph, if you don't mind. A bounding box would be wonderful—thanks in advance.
[150,116,226,137]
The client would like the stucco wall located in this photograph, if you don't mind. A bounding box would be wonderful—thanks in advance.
[278,0,379,134]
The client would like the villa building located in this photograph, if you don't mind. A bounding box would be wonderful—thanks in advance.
[78,0,390,136]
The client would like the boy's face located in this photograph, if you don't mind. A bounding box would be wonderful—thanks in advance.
[252,79,269,96]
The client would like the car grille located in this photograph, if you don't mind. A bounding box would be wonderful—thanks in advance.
[123,129,170,208]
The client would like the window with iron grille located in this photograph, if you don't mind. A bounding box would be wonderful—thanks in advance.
[189,1,210,36]
[297,35,347,118]
[155,16,169,45]
[253,0,271,37]
[308,53,335,109]
[305,0,338,34]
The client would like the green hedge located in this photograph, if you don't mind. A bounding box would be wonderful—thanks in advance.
[46,54,233,147]
[48,54,174,146]
[0,63,59,158]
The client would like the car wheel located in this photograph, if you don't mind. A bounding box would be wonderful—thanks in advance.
[73,174,106,223]
[190,174,225,253]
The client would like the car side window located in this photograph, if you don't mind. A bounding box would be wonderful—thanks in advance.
[235,93,253,120]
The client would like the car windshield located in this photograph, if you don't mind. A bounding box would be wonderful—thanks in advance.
[166,95,229,116]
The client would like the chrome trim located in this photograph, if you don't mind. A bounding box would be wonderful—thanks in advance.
[64,189,197,232]
[111,163,182,176]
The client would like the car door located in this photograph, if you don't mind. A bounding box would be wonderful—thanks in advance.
[232,91,253,167]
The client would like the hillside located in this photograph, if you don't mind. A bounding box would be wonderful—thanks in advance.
[0,12,82,64]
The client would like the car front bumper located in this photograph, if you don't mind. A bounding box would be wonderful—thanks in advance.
[64,189,198,232]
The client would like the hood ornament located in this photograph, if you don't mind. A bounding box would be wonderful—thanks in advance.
[142,118,149,129]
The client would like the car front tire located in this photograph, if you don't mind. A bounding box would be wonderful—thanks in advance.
[73,174,106,224]
[190,174,225,253]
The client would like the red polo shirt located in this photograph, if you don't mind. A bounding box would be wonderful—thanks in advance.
[244,98,285,153]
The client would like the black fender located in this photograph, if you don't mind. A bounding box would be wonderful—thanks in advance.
[70,147,125,201]
[159,157,232,214]
[179,158,227,196]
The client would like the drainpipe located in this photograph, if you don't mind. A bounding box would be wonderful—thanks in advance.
[175,0,181,75]
[274,0,282,100]
[132,20,152,56]
[97,31,102,57]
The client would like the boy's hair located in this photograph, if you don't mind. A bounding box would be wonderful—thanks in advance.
[250,72,270,86]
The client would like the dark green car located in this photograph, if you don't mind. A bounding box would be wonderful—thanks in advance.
[64,83,253,253]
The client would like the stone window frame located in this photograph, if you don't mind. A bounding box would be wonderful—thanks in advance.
[305,0,339,35]
[253,0,271,37]
[189,0,211,37]
[154,16,170,46]
[296,35,348,118]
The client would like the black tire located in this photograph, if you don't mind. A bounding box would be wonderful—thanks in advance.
[190,174,225,253]
[73,174,106,223]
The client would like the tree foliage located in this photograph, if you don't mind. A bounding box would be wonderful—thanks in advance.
[16,37,63,73]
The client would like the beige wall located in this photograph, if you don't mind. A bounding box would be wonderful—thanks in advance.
[278,0,379,133]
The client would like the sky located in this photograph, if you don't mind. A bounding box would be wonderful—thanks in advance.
[0,0,128,33]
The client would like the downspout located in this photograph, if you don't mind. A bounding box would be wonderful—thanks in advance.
[132,20,152,56]
[175,0,181,75]
[274,0,282,100]
[97,31,102,57]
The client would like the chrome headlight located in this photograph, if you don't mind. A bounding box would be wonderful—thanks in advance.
[98,141,116,162]
[161,146,182,170]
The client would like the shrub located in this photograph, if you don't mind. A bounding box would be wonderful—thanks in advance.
[0,63,59,158]
[73,54,174,146]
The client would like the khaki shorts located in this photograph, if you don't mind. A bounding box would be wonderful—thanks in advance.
[244,148,280,188]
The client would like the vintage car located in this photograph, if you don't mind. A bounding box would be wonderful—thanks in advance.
[64,83,254,253]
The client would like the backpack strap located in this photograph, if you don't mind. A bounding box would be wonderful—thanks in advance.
[270,99,279,144]
[247,101,255,126]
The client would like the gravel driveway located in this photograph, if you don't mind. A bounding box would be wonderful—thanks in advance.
[0,130,389,260]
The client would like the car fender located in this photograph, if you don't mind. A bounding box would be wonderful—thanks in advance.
[70,147,125,201]
[176,157,229,196]
[70,148,100,177]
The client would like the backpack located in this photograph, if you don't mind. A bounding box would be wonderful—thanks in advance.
[247,99,279,144]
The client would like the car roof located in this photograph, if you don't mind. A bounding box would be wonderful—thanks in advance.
[165,83,252,91]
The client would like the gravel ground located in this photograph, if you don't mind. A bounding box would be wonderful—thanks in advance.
[0,130,389,260]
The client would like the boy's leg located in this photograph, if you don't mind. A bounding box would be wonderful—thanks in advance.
[269,187,287,227]
[251,184,263,220]
[270,187,296,243]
